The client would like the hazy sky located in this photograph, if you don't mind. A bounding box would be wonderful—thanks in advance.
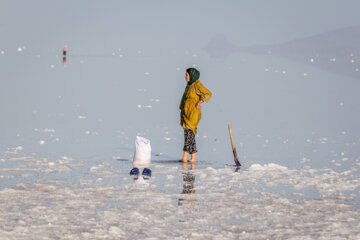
[1,0,360,52]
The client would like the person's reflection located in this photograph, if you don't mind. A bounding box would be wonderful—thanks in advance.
[62,56,67,67]
[62,45,67,67]
[178,162,196,206]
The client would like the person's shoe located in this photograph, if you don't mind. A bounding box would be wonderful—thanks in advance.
[129,168,140,175]
[142,168,152,177]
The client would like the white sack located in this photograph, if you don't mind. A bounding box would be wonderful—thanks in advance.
[133,136,151,168]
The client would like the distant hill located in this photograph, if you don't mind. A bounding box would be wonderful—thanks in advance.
[204,26,360,79]
[202,34,239,58]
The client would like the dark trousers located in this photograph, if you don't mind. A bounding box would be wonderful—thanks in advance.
[183,129,197,154]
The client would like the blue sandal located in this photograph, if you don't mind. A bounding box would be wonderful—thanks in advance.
[142,168,152,177]
[129,168,140,175]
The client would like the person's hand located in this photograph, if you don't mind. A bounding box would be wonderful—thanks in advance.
[196,101,202,110]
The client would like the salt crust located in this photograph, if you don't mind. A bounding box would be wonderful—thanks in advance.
[1,155,360,239]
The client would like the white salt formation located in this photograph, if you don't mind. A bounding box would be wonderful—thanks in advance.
[1,156,360,239]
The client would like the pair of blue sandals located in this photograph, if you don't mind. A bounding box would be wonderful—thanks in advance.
[130,168,152,177]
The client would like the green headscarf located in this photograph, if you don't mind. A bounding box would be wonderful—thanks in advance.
[180,68,200,119]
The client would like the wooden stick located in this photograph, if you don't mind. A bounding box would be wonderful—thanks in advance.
[228,124,241,166]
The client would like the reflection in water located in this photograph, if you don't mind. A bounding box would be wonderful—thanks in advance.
[62,57,67,67]
[132,174,150,190]
[181,172,195,194]
[178,163,196,206]
[130,167,152,190]
[62,45,67,67]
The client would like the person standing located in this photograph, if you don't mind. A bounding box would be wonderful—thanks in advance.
[62,45,67,56]
[179,68,212,162]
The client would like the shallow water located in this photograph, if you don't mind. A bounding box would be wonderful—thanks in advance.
[1,46,360,239]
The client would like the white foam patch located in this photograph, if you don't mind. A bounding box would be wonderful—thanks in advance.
[4,146,24,154]
[248,163,288,171]
[42,128,55,133]
[137,105,152,108]
[89,162,111,172]
[0,155,82,180]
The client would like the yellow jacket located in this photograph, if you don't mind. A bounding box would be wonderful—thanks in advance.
[180,80,212,133]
